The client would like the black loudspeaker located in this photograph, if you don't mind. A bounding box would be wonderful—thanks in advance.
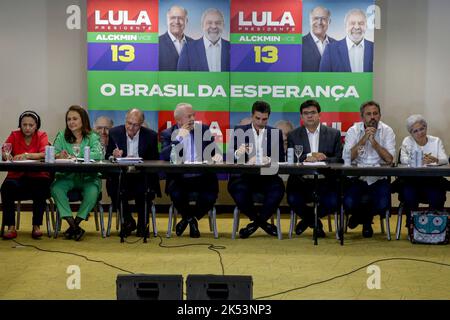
[116,274,183,300]
[186,275,253,300]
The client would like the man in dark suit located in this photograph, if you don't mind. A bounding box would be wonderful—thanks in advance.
[227,101,285,239]
[319,9,373,72]
[286,100,342,237]
[159,5,193,71]
[105,109,161,237]
[302,6,336,72]
[160,103,220,238]
[177,8,230,72]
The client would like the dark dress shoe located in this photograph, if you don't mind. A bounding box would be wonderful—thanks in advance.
[362,224,373,238]
[176,218,189,236]
[347,215,360,229]
[315,227,326,238]
[189,218,200,238]
[136,227,150,237]
[295,219,309,235]
[64,226,75,240]
[239,222,259,239]
[260,222,278,237]
[122,219,137,237]
[73,227,85,241]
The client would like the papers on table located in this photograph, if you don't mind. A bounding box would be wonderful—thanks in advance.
[11,159,40,163]
[302,161,327,166]
[115,157,143,164]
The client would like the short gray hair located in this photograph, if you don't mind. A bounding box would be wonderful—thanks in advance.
[310,6,331,20]
[126,108,145,122]
[167,5,188,17]
[174,103,193,120]
[201,8,224,26]
[344,8,367,25]
[406,114,427,134]
[94,115,114,128]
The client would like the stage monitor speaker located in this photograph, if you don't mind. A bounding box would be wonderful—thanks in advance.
[116,274,183,300]
[186,275,253,300]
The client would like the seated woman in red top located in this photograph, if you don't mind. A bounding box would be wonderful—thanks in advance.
[1,111,51,239]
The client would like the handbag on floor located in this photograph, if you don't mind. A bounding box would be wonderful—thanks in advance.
[409,211,449,244]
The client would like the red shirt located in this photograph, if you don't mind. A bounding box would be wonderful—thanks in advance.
[5,130,50,179]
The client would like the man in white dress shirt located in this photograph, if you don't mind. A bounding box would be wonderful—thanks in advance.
[177,8,230,71]
[159,5,193,71]
[302,6,336,72]
[343,101,395,237]
[319,9,374,72]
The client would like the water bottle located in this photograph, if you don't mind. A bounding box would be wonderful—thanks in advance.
[255,147,262,165]
[170,144,178,164]
[415,149,423,167]
[343,146,352,166]
[45,146,55,163]
[0,143,3,162]
[84,146,90,163]
[409,148,417,167]
[287,148,294,164]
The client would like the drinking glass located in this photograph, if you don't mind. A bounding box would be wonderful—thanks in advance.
[3,143,12,162]
[72,144,81,162]
[294,145,303,165]
[357,145,366,159]
[99,143,106,163]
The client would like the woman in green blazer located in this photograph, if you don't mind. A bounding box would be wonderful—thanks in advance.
[51,105,102,241]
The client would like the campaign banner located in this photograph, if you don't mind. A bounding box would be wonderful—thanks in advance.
[230,0,302,72]
[87,0,376,148]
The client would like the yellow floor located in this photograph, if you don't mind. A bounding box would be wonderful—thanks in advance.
[1,213,449,300]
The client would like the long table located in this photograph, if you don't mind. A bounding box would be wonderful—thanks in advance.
[1,160,449,245]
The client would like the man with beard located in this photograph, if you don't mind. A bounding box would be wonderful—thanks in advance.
[159,5,193,71]
[343,101,395,238]
[302,6,336,72]
[177,8,230,71]
[319,9,373,72]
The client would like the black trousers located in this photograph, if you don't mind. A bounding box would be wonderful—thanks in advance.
[1,177,51,227]
[228,174,285,223]
[106,174,155,228]
[168,175,218,220]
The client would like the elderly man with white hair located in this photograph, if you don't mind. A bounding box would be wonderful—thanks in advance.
[160,103,221,238]
[177,8,230,71]
[398,114,449,227]
[319,8,374,72]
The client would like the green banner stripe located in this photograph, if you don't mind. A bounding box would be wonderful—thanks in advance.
[231,33,302,44]
[88,71,372,113]
[87,32,159,43]
[229,72,373,113]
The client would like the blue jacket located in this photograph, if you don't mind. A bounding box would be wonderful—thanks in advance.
[177,38,230,71]
[302,33,336,72]
[158,32,193,71]
[319,38,374,72]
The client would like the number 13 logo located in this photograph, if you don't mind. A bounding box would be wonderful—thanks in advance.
[111,45,135,62]
[254,46,278,64]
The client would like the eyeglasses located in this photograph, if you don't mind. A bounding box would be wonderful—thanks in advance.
[95,126,110,131]
[312,16,329,23]
[411,126,426,134]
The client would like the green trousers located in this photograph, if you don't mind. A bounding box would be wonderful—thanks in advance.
[51,173,101,220]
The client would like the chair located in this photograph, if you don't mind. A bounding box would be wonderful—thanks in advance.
[1,194,54,238]
[231,192,282,240]
[53,189,105,238]
[166,192,218,239]
[105,197,157,237]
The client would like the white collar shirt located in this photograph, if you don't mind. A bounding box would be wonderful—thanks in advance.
[203,36,222,72]
[344,121,396,184]
[168,31,186,56]
[306,125,321,157]
[346,36,364,72]
[126,131,140,157]
[311,32,330,56]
